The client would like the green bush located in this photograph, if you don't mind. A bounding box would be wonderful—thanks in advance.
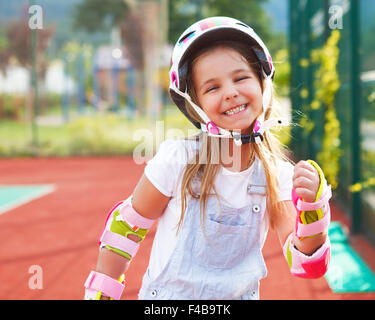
[0,105,294,157]
[0,109,196,157]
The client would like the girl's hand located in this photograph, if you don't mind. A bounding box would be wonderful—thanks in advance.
[292,160,321,202]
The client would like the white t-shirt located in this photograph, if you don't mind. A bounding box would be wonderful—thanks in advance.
[144,138,294,280]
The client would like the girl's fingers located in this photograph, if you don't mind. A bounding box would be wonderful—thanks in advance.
[295,160,316,173]
[294,187,316,202]
[293,162,320,185]
[293,161,320,202]
[293,175,314,189]
[293,162,316,179]
[293,169,315,185]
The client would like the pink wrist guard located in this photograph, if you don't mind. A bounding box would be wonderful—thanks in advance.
[293,185,332,238]
[84,271,125,300]
[292,160,332,239]
[283,233,331,279]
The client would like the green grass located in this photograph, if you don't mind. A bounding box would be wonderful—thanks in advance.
[0,106,293,157]
[0,108,197,157]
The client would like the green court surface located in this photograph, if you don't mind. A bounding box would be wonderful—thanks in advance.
[325,222,375,293]
[0,185,55,215]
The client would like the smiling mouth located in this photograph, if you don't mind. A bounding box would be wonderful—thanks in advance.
[223,104,248,116]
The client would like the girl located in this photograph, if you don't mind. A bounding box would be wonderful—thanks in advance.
[84,16,332,300]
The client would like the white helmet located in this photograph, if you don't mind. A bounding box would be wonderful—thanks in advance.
[169,16,287,145]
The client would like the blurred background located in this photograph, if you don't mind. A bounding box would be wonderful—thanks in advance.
[0,0,375,298]
[0,0,289,157]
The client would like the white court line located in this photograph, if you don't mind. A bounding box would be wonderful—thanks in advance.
[0,184,56,216]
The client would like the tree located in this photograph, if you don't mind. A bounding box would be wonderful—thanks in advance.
[71,0,285,116]
[72,0,285,75]
[72,0,145,68]
[72,0,164,116]
[72,0,128,33]
[2,14,54,123]
[6,19,55,79]
[168,0,273,45]
[0,30,10,75]
[72,0,147,67]
[73,0,275,47]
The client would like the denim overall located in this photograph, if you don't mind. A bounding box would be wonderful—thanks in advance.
[139,158,268,300]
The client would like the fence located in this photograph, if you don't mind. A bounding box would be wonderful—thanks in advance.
[289,0,375,243]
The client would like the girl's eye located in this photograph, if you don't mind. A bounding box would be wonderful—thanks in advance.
[235,76,249,82]
[206,86,218,93]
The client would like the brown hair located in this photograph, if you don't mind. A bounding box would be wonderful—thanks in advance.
[178,40,290,231]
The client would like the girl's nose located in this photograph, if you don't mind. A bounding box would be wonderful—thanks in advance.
[224,84,239,100]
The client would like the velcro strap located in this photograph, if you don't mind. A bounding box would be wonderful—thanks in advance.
[296,206,331,238]
[84,271,124,300]
[296,186,332,211]
[119,202,155,231]
[100,230,140,258]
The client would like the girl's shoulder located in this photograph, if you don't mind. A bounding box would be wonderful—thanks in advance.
[152,137,199,165]
[274,157,295,202]
[275,156,295,180]
[144,137,198,197]
[275,156,294,170]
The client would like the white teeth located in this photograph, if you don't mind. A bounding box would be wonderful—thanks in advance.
[224,104,246,115]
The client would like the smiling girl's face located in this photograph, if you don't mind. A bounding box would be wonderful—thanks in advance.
[192,46,263,134]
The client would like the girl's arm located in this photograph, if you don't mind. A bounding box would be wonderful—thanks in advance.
[88,174,171,300]
[132,173,172,220]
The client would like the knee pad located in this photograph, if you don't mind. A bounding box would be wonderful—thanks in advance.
[99,197,156,260]
[283,233,331,279]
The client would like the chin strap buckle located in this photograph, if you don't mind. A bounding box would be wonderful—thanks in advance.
[206,121,220,135]
[252,132,264,144]
[232,133,242,146]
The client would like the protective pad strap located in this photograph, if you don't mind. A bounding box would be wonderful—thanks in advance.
[296,186,332,212]
[296,203,331,238]
[84,288,102,300]
[84,271,125,300]
[118,201,155,231]
[293,160,332,239]
[283,233,331,279]
[100,230,140,258]
[293,185,332,238]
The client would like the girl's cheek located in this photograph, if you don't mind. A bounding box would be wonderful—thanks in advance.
[202,98,217,114]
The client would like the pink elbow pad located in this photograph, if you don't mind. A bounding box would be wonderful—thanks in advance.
[283,233,331,279]
[118,199,155,231]
[98,197,155,260]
